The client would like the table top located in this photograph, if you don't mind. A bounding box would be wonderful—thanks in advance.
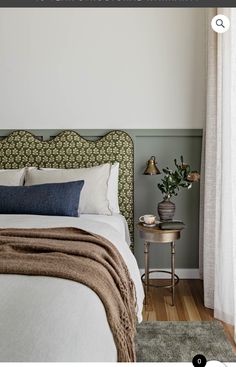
[136,222,182,243]
[137,222,182,233]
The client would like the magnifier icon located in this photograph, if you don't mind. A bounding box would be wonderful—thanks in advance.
[216,19,225,28]
[211,14,230,33]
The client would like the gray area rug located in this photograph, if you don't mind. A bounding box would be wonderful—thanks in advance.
[136,321,236,362]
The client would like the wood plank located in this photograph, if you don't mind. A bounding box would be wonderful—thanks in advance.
[188,280,213,321]
[180,279,192,296]
[183,295,201,320]
[174,283,190,320]
[164,296,179,321]
[152,287,168,321]
[143,311,157,321]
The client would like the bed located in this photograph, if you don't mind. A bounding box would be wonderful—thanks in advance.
[0,130,144,362]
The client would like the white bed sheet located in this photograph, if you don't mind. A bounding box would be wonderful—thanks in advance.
[0,214,144,362]
[74,213,130,245]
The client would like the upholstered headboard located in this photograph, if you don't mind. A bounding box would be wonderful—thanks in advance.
[0,130,134,247]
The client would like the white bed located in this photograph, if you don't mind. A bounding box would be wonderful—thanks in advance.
[0,213,144,362]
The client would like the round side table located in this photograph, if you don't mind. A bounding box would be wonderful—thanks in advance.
[137,222,183,306]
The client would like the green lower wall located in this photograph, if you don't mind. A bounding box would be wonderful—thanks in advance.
[133,131,202,270]
[0,129,202,269]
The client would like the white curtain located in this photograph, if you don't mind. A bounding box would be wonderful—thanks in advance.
[200,8,236,338]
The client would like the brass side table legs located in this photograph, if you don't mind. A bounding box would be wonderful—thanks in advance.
[144,241,150,304]
[137,223,182,307]
[141,240,179,306]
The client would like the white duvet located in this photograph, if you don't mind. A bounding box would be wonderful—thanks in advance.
[0,214,144,362]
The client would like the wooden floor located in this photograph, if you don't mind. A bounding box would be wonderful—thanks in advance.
[142,279,236,352]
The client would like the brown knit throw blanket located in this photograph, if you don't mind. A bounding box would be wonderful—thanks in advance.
[0,227,137,362]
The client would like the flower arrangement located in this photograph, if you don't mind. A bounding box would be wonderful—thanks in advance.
[157,156,200,200]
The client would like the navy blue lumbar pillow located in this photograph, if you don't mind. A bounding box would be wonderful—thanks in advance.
[0,180,84,217]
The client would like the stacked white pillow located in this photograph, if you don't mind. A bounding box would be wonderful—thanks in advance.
[25,163,120,215]
[107,162,120,214]
[0,168,26,186]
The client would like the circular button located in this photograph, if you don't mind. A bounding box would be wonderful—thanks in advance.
[192,354,207,367]
[211,15,230,34]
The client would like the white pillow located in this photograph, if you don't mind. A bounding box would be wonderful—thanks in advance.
[0,168,26,186]
[108,163,120,214]
[26,163,121,214]
[25,164,111,215]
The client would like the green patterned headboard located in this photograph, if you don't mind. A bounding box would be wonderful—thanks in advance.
[0,130,134,246]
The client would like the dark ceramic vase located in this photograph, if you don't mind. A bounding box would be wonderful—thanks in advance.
[158,199,175,221]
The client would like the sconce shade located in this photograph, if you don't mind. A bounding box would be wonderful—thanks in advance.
[143,156,160,175]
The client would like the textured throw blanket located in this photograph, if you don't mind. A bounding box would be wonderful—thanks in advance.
[0,227,136,362]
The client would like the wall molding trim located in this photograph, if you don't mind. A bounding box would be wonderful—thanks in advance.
[139,268,201,279]
[0,128,203,140]
[134,129,203,137]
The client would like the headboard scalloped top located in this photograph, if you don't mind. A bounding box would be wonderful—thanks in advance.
[0,130,134,246]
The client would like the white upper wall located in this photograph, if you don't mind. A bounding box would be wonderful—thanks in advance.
[0,8,206,129]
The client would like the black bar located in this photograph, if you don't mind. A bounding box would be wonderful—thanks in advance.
[0,0,235,7]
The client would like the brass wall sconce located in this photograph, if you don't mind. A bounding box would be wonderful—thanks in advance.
[143,156,160,175]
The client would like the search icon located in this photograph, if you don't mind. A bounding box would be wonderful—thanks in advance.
[211,15,230,33]
[216,19,225,28]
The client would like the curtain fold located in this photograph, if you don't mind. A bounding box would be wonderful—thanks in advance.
[200,8,236,336]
